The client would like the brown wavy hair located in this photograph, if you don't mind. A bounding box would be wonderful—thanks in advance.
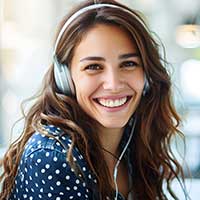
[0,0,186,199]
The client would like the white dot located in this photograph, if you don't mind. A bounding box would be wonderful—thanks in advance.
[53,157,58,162]
[73,157,77,161]
[50,186,54,190]
[62,163,67,168]
[75,179,80,184]
[41,169,45,173]
[68,143,71,148]
[55,169,60,174]
[71,168,74,172]
[69,196,74,199]
[79,155,83,160]
[88,174,92,179]
[48,193,52,197]
[56,197,61,200]
[62,136,66,140]
[82,167,86,171]
[56,142,60,146]
[45,152,50,157]
[77,192,81,197]
[66,186,70,190]
[62,149,66,153]
[37,159,41,163]
[21,174,24,181]
[56,181,61,186]
[48,175,53,180]
[65,175,70,180]
[45,164,50,169]
[73,186,78,190]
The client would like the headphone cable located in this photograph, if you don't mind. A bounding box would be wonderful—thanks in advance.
[101,147,119,160]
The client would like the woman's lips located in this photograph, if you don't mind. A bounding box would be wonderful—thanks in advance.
[93,96,132,108]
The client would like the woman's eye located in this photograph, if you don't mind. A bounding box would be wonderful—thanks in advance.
[85,64,102,71]
[121,61,139,68]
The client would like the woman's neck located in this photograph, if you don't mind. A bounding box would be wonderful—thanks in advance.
[97,125,125,162]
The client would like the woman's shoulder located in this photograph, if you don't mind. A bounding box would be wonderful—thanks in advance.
[22,125,87,166]
[23,125,71,157]
[22,125,97,181]
[9,125,97,199]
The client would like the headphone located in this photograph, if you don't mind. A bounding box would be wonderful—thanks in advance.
[53,3,150,96]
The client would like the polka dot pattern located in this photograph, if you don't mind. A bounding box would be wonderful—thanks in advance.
[8,125,98,200]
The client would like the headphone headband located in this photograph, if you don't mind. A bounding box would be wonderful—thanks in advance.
[53,3,145,56]
[53,2,150,96]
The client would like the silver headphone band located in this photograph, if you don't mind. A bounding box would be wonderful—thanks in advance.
[53,3,145,56]
[53,2,150,95]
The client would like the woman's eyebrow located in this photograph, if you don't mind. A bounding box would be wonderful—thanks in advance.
[80,56,105,62]
[119,53,140,59]
[79,53,140,62]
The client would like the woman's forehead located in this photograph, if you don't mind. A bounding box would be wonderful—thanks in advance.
[72,23,139,60]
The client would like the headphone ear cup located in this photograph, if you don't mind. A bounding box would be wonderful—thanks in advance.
[53,56,75,95]
[142,75,150,96]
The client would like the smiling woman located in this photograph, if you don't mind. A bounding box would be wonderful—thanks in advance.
[71,24,144,129]
[0,0,188,200]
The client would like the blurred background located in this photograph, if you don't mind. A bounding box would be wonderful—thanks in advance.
[0,0,200,199]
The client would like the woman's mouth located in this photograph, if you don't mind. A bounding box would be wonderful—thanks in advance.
[94,96,132,108]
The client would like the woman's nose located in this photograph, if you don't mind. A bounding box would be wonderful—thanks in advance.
[102,69,125,92]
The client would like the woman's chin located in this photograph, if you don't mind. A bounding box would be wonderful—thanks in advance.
[98,119,128,129]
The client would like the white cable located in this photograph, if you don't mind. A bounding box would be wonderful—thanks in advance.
[113,117,136,200]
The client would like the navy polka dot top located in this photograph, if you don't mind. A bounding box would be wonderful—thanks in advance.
[9,125,131,200]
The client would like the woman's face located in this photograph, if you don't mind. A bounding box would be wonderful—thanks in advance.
[71,24,145,129]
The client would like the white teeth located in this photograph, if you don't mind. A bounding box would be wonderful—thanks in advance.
[98,97,127,107]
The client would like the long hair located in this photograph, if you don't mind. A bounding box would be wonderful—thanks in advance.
[0,0,185,199]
